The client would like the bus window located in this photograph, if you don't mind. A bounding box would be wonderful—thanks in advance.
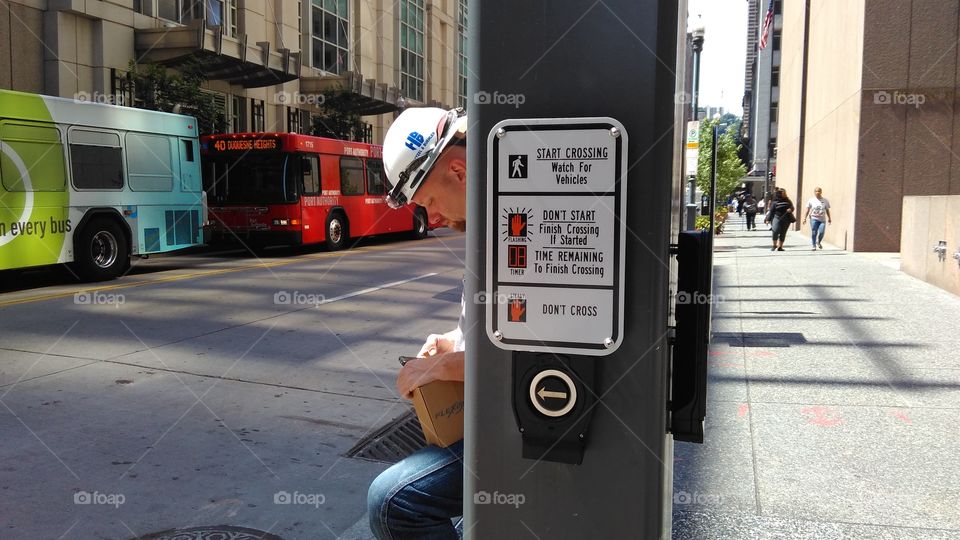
[0,122,66,192]
[302,155,320,194]
[69,129,123,190]
[340,156,364,195]
[207,153,298,204]
[366,159,386,195]
[126,133,173,192]
[182,139,195,161]
[202,159,223,201]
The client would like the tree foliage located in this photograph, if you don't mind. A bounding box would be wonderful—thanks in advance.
[697,118,747,203]
[125,60,225,136]
[310,88,370,142]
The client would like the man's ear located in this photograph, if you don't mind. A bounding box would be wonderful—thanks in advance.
[449,156,467,186]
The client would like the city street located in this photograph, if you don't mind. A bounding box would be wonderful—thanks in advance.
[0,231,467,539]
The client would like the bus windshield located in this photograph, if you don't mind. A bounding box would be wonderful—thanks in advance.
[204,153,299,205]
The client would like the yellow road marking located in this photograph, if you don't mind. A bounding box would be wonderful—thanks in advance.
[0,237,448,308]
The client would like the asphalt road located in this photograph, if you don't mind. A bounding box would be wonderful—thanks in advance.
[0,230,467,540]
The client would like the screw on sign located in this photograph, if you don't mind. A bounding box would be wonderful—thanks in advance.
[508,298,527,322]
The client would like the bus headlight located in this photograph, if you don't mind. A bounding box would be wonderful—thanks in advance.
[272,219,290,226]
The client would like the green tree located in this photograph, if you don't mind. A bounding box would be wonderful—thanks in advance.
[310,88,370,142]
[125,60,226,136]
[697,118,747,204]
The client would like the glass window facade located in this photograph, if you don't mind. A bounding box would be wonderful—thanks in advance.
[457,0,467,108]
[312,0,350,74]
[399,0,425,102]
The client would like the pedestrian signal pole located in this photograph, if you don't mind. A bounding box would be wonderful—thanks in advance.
[464,0,711,538]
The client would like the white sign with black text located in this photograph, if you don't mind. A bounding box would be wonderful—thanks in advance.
[486,117,627,356]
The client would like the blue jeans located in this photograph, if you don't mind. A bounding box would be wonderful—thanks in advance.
[810,219,826,246]
[368,441,464,540]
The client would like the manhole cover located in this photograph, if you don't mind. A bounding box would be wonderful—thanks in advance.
[133,525,283,540]
[346,408,426,463]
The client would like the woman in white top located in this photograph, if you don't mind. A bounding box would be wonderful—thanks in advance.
[802,187,832,250]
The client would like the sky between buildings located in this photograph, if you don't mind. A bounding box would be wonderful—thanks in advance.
[687,0,748,117]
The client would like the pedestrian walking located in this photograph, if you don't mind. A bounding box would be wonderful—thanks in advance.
[743,195,758,230]
[764,188,795,251]
[801,187,832,250]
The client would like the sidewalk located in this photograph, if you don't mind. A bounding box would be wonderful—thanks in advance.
[672,214,960,539]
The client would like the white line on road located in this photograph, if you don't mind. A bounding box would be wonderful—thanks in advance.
[318,272,439,306]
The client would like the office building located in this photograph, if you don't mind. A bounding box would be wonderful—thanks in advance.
[0,0,468,142]
[776,0,960,252]
[742,0,782,188]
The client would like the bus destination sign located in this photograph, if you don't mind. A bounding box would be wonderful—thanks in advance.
[209,136,281,152]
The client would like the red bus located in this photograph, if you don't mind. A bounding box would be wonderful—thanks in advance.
[200,132,429,250]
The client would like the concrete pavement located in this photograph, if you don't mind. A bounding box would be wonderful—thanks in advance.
[3,219,960,539]
[673,215,960,539]
[0,231,467,539]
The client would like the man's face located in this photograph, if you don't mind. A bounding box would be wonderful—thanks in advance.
[410,148,467,231]
[815,189,823,197]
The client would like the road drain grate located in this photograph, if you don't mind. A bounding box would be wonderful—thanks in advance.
[346,408,426,463]
[133,525,283,539]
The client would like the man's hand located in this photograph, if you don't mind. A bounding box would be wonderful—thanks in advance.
[417,332,457,358]
[396,352,465,399]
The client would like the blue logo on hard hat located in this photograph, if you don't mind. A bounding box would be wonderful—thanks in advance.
[405,132,425,151]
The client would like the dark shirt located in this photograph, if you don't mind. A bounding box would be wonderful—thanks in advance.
[770,198,794,218]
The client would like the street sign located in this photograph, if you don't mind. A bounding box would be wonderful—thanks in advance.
[686,120,700,173]
[486,117,627,356]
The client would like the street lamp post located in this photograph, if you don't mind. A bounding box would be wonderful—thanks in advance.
[690,26,705,120]
[686,25,705,230]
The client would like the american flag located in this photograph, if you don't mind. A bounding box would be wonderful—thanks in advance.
[759,0,775,50]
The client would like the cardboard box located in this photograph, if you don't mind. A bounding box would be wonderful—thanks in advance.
[411,380,464,448]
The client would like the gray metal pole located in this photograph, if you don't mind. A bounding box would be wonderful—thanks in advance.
[710,123,719,235]
[690,28,704,120]
[465,1,684,538]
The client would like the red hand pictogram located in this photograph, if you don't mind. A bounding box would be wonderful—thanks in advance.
[510,299,526,321]
[511,215,525,236]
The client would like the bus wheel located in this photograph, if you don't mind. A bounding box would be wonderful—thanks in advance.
[325,213,349,251]
[412,208,429,239]
[75,217,130,281]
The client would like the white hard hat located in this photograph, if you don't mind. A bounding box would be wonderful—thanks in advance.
[383,107,466,209]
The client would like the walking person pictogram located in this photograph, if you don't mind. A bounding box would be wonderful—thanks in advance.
[509,154,527,178]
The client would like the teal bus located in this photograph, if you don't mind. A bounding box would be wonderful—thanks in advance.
[0,89,205,281]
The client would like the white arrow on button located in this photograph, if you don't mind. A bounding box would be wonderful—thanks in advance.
[537,387,568,401]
